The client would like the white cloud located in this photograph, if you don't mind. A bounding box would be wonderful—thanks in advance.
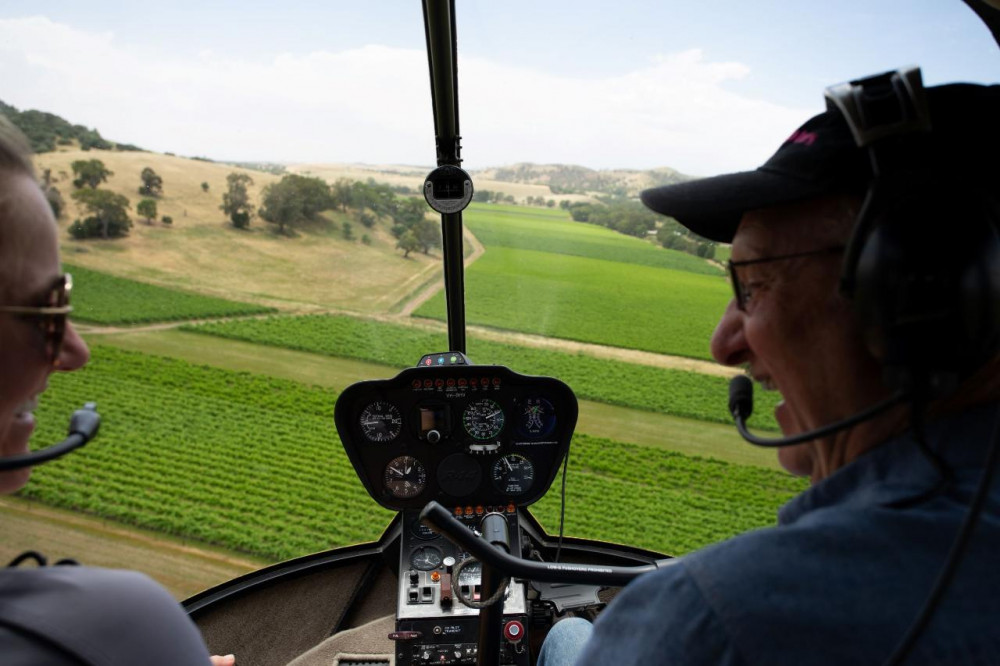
[0,16,813,175]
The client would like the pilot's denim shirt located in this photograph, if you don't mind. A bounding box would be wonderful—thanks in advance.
[577,402,1000,666]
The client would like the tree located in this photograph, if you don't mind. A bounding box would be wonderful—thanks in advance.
[332,178,354,212]
[258,178,305,235]
[221,173,254,229]
[342,221,354,240]
[71,159,112,189]
[396,230,421,258]
[258,174,332,235]
[69,188,131,239]
[413,218,441,254]
[201,182,209,192]
[138,167,163,197]
[40,168,64,218]
[137,198,158,223]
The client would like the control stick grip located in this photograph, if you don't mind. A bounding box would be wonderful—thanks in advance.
[480,512,510,553]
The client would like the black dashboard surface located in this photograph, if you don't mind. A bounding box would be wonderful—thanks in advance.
[334,363,578,511]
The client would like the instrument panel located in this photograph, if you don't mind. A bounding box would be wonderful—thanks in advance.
[334,363,578,511]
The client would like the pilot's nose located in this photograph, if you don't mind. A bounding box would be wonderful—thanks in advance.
[710,299,749,367]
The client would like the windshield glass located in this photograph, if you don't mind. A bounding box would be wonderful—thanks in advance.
[1,0,996,597]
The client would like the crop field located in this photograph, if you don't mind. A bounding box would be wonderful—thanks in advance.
[464,203,723,276]
[415,247,731,359]
[184,314,780,430]
[22,345,804,560]
[66,264,275,324]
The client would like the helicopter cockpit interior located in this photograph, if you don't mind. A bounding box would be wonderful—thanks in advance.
[2,1,999,666]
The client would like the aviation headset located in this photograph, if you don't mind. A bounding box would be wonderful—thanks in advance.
[827,67,1000,399]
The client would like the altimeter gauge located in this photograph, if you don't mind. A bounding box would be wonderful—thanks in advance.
[463,399,505,440]
[492,453,535,496]
[384,455,427,499]
[360,401,403,442]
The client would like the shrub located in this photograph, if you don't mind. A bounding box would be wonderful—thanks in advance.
[231,211,250,230]
[161,216,173,225]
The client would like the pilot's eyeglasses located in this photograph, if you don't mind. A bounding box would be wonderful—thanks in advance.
[727,247,844,311]
[0,274,73,366]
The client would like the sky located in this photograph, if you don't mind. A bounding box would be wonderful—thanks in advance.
[0,1,996,177]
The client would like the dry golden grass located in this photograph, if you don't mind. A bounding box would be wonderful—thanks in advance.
[34,151,440,312]
[288,162,595,204]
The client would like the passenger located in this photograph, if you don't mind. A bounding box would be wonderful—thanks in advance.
[0,117,235,666]
[540,79,1000,664]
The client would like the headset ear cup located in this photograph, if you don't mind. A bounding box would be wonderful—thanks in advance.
[851,192,1000,395]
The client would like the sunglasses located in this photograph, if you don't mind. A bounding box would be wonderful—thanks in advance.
[0,274,73,366]
[727,247,844,311]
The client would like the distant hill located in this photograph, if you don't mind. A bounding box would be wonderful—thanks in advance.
[472,163,693,198]
[0,99,143,154]
[2,99,690,200]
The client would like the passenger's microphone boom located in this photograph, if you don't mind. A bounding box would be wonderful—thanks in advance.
[729,376,906,447]
[0,403,100,471]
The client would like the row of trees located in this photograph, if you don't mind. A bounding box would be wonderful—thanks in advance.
[565,198,716,259]
[564,200,660,238]
[221,174,440,256]
[63,160,171,239]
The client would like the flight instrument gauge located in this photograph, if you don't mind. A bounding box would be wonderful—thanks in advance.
[384,455,427,499]
[516,397,556,438]
[410,545,443,571]
[359,401,402,442]
[492,454,535,496]
[463,399,505,440]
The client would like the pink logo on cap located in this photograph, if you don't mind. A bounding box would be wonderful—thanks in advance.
[786,129,818,146]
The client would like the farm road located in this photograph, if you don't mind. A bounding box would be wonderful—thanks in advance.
[77,222,734,379]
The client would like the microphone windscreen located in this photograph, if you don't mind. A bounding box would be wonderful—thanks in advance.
[728,375,753,420]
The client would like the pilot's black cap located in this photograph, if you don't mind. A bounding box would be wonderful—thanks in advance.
[640,83,1000,243]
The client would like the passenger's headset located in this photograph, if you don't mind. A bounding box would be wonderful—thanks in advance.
[730,67,1000,666]
[829,67,1000,399]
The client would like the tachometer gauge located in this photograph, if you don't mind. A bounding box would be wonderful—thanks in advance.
[463,399,504,440]
[359,401,402,442]
[384,455,427,499]
[492,454,535,496]
[410,545,443,571]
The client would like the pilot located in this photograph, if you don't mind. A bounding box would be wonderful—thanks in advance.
[539,78,1000,664]
[0,117,234,665]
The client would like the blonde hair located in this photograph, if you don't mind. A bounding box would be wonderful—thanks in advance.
[0,114,35,180]
[0,115,40,301]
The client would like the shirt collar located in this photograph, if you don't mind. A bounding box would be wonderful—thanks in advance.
[778,402,1000,525]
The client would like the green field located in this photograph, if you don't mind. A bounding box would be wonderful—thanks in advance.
[415,247,731,359]
[185,314,780,430]
[66,264,275,324]
[22,345,804,560]
[464,203,723,276]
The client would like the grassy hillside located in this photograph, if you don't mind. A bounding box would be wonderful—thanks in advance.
[66,264,274,324]
[36,150,439,311]
[417,247,730,359]
[464,203,722,275]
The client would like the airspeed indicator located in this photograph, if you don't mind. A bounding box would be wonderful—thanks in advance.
[359,401,402,442]
[492,454,535,496]
[463,399,504,440]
